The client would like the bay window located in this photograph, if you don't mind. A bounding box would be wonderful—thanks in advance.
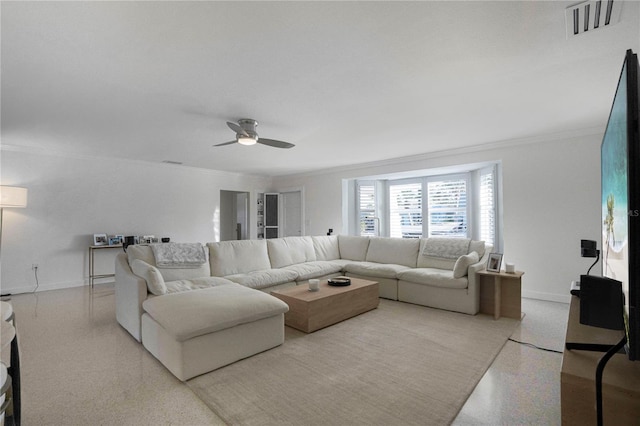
[354,163,500,250]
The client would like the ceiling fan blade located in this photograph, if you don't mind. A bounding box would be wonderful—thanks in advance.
[213,141,237,147]
[227,121,249,137]
[257,138,295,149]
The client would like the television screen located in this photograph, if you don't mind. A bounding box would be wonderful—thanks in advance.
[601,49,640,361]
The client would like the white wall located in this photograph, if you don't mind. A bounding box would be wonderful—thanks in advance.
[0,149,271,294]
[274,131,603,303]
[2,130,603,303]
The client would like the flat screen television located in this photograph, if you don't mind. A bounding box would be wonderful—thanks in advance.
[601,49,640,361]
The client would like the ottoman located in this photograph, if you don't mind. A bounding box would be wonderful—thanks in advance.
[141,283,289,381]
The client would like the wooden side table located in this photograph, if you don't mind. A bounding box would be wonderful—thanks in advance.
[477,270,524,320]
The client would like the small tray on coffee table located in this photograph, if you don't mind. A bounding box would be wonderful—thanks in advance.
[328,277,351,286]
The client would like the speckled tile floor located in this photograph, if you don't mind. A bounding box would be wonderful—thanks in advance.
[5,284,568,425]
[453,298,569,425]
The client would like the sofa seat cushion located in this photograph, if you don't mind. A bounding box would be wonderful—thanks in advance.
[164,276,235,294]
[328,259,355,269]
[397,268,468,289]
[225,269,299,290]
[343,261,411,279]
[282,261,343,281]
[142,284,289,342]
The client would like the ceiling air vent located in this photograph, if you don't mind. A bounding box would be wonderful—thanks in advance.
[162,160,183,165]
[565,0,621,38]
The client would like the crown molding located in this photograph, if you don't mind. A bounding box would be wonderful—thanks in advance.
[274,126,605,179]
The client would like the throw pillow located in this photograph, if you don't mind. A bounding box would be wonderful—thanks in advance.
[453,251,480,279]
[131,259,167,295]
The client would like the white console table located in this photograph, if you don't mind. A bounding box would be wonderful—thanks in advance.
[89,244,122,287]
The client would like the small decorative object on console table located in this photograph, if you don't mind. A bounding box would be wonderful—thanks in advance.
[477,269,523,320]
[93,233,107,246]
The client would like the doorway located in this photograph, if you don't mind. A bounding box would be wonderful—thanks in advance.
[220,190,249,241]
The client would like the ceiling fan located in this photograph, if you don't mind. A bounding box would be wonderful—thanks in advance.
[214,119,295,149]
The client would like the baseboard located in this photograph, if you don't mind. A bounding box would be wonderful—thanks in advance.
[0,279,111,295]
[522,290,571,304]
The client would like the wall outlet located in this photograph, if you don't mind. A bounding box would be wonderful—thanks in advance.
[32,263,38,270]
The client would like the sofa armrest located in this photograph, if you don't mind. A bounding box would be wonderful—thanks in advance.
[115,253,148,342]
[464,245,492,314]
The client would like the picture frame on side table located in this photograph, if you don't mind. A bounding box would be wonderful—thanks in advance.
[93,233,108,246]
[487,253,503,272]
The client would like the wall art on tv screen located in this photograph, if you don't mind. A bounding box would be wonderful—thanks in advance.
[602,62,629,290]
[601,48,640,361]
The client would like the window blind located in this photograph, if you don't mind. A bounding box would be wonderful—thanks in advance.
[389,183,422,238]
[427,179,467,238]
[358,183,377,236]
[479,168,496,246]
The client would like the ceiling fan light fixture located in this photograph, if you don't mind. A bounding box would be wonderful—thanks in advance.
[237,136,257,146]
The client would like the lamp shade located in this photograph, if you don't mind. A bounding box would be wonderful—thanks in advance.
[0,186,28,208]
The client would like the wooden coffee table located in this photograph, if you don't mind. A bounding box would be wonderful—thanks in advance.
[271,277,379,333]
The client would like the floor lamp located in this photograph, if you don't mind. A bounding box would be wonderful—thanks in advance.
[0,186,28,286]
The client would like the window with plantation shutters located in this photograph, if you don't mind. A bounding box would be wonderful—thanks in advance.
[427,178,467,238]
[389,182,422,238]
[479,167,496,247]
[358,182,377,236]
[352,163,500,249]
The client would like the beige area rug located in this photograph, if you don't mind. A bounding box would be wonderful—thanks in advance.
[187,299,518,425]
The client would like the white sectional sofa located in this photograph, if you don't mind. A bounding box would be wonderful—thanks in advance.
[115,235,490,380]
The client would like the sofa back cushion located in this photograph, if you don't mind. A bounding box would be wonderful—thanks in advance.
[417,239,485,270]
[338,235,370,261]
[267,236,317,268]
[365,237,420,268]
[207,240,271,276]
[312,235,340,261]
[126,244,211,282]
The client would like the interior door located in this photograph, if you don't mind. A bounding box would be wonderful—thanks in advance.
[282,191,302,237]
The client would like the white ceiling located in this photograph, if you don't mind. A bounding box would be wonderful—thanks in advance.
[2,1,639,177]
